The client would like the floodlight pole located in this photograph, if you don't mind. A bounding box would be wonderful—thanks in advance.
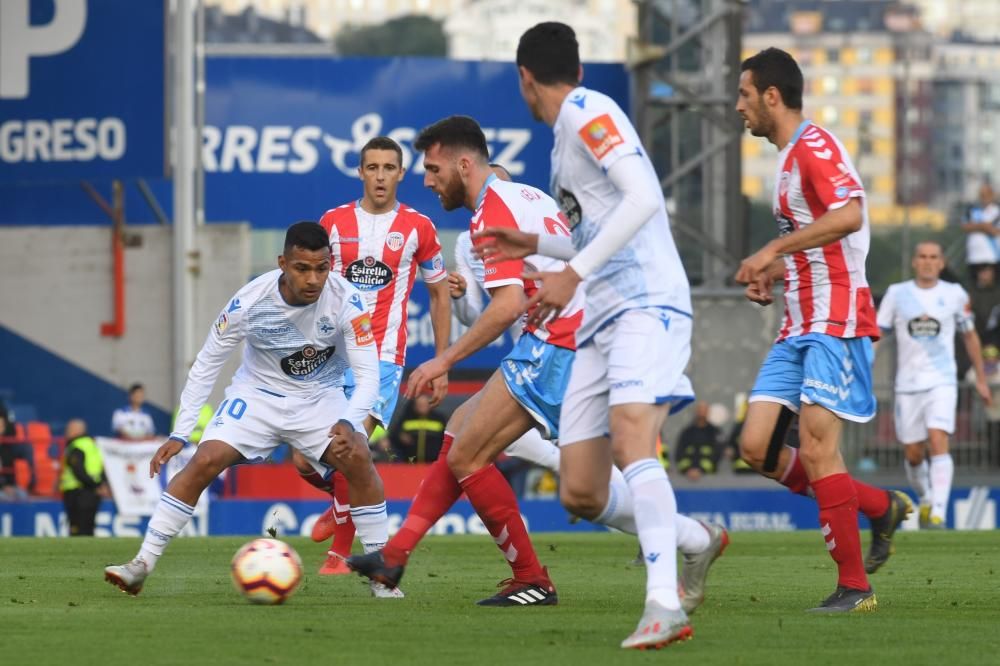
[172,0,198,397]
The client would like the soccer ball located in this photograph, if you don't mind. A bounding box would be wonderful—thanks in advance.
[230,538,303,604]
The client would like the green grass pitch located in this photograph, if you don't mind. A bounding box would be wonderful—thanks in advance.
[3,531,998,665]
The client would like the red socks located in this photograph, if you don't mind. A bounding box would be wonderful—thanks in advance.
[383,433,461,566]
[778,447,811,496]
[329,471,356,558]
[459,464,545,583]
[780,447,891,520]
[812,473,869,591]
[852,479,890,520]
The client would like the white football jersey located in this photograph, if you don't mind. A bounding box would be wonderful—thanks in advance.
[877,280,974,393]
[111,408,155,439]
[171,269,380,440]
[550,86,692,344]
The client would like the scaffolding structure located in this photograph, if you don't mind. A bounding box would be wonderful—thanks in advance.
[632,0,747,287]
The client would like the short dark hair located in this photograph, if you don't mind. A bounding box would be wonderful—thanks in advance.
[360,136,403,167]
[516,22,580,86]
[128,383,144,395]
[740,47,803,110]
[489,162,512,180]
[284,221,329,254]
[414,115,489,160]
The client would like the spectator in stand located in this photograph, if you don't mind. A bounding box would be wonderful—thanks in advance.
[960,183,1000,283]
[389,393,447,463]
[0,401,36,495]
[60,419,108,535]
[112,383,156,441]
[675,401,721,481]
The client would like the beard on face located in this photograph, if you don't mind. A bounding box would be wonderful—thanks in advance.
[748,99,774,138]
[438,172,467,211]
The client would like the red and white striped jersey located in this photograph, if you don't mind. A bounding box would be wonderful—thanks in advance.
[772,121,878,341]
[320,201,446,365]
[471,176,584,350]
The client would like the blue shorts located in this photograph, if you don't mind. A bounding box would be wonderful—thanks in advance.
[750,333,876,423]
[501,332,575,440]
[343,361,404,427]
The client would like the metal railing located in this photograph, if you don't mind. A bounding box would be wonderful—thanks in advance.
[841,382,1000,471]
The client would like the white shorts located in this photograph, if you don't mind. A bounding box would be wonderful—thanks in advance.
[559,308,695,446]
[201,384,356,475]
[894,385,957,444]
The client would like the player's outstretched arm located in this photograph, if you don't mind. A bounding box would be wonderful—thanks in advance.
[168,298,247,453]
[342,305,381,433]
[737,199,863,286]
[425,277,452,407]
[963,328,994,406]
[563,154,660,280]
[474,227,541,262]
[406,284,524,399]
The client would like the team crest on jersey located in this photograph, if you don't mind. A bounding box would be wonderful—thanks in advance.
[346,256,394,290]
[578,113,624,160]
[908,316,941,338]
[317,316,334,334]
[351,313,375,346]
[385,231,405,252]
[281,345,335,379]
[214,312,229,336]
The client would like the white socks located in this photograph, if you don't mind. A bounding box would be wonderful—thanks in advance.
[592,465,709,554]
[623,458,680,610]
[503,429,560,471]
[929,454,954,521]
[905,459,930,506]
[138,492,195,572]
[351,502,389,553]
[594,465,636,533]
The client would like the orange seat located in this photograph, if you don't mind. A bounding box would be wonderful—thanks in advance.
[27,422,58,496]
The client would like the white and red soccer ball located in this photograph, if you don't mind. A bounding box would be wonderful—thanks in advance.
[230,538,303,604]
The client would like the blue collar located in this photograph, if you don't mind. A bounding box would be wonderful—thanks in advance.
[787,119,812,148]
[476,173,498,209]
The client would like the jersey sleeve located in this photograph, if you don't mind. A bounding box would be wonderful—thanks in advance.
[111,409,125,436]
[955,286,976,333]
[571,108,642,172]
[339,287,380,432]
[452,232,485,326]
[414,215,447,284]
[799,134,865,212]
[474,189,524,291]
[171,294,248,442]
[876,286,896,333]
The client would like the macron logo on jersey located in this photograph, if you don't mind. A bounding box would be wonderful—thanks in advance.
[348,293,365,312]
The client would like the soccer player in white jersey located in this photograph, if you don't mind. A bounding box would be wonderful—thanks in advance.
[295,136,451,578]
[104,223,393,597]
[734,48,910,613]
[476,23,727,649]
[876,241,992,528]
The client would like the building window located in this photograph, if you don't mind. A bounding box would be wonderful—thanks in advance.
[826,48,839,63]
[857,47,873,64]
[821,106,839,125]
[821,75,839,94]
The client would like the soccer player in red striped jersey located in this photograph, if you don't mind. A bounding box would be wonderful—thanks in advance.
[348,115,585,606]
[291,137,451,588]
[734,48,911,613]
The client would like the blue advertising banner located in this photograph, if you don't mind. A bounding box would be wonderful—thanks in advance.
[0,0,166,183]
[4,487,997,537]
[0,57,628,227]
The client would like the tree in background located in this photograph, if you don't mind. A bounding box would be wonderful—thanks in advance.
[335,15,446,57]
